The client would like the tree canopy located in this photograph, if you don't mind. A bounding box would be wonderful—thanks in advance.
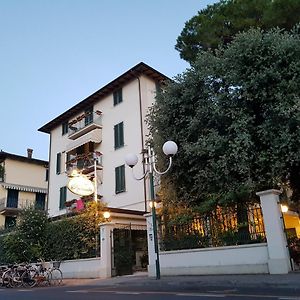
[176,0,300,63]
[149,28,300,209]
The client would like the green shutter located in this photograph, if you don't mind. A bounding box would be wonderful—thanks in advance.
[59,186,66,209]
[114,124,118,148]
[114,122,124,149]
[115,167,120,193]
[115,165,125,194]
[119,122,124,147]
[113,88,123,106]
[62,122,68,135]
[56,153,61,174]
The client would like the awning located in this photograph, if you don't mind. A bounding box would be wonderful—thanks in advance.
[66,129,102,153]
[1,183,47,194]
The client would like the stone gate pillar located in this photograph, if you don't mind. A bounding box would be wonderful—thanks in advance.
[99,222,114,278]
[145,213,156,277]
[256,189,291,274]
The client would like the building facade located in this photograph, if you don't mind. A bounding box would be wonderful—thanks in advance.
[0,149,48,228]
[39,62,169,218]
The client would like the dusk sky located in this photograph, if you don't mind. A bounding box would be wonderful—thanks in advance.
[1,0,218,161]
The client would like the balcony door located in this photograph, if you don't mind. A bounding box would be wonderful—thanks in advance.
[7,189,19,208]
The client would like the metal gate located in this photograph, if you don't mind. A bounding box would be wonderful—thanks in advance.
[288,236,300,271]
[111,224,148,276]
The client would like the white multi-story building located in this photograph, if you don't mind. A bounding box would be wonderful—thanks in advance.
[39,62,169,218]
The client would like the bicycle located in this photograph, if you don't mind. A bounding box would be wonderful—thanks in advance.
[49,261,63,286]
[21,260,51,288]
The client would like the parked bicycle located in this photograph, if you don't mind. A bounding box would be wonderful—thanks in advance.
[0,259,63,288]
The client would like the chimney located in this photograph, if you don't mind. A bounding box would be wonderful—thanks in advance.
[27,148,33,159]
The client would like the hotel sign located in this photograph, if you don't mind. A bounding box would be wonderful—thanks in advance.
[67,174,94,196]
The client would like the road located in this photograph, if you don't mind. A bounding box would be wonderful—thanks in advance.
[1,283,300,300]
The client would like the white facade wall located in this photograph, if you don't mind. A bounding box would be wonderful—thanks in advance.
[47,75,157,217]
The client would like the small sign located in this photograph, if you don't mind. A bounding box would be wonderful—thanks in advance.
[67,174,94,196]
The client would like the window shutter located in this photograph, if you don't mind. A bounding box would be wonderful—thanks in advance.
[62,122,69,135]
[114,122,124,149]
[119,122,124,147]
[113,88,123,106]
[56,153,61,174]
[115,165,125,194]
[115,167,120,193]
[59,186,66,210]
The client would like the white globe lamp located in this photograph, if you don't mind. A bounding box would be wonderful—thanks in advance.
[163,141,178,156]
[125,153,138,168]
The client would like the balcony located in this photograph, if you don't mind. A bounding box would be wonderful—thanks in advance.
[66,152,103,178]
[68,110,102,140]
[66,129,102,153]
[0,198,34,216]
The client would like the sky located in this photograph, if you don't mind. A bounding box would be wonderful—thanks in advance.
[0,0,218,161]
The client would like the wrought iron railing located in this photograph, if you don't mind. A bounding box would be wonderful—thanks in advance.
[159,204,266,251]
[0,198,35,211]
[66,152,103,176]
[68,111,102,137]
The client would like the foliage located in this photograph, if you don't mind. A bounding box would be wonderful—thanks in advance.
[176,0,300,63]
[149,28,300,207]
[0,208,49,263]
[0,201,107,264]
[44,200,107,261]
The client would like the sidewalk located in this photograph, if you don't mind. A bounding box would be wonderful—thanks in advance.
[62,271,300,290]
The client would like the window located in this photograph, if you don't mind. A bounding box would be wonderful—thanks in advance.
[45,168,49,181]
[62,121,69,135]
[56,153,61,174]
[5,216,16,229]
[0,164,4,182]
[35,193,46,210]
[7,189,19,208]
[114,122,124,149]
[85,107,93,126]
[115,165,125,194]
[59,186,67,210]
[113,88,123,106]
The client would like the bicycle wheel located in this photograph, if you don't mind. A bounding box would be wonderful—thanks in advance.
[10,270,23,288]
[21,270,37,288]
[2,269,12,288]
[50,268,63,286]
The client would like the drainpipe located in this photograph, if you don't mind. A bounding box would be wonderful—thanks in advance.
[132,71,147,212]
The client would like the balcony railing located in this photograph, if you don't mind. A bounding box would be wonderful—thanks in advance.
[66,152,103,177]
[68,110,102,140]
[0,198,35,214]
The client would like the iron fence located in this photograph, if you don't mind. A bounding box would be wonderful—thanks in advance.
[159,204,266,251]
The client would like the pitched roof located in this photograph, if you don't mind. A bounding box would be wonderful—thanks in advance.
[0,151,48,166]
[38,62,170,134]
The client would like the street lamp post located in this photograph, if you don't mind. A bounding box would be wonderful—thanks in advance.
[125,141,178,280]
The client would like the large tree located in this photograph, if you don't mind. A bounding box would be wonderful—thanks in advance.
[176,0,300,63]
[149,28,300,208]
